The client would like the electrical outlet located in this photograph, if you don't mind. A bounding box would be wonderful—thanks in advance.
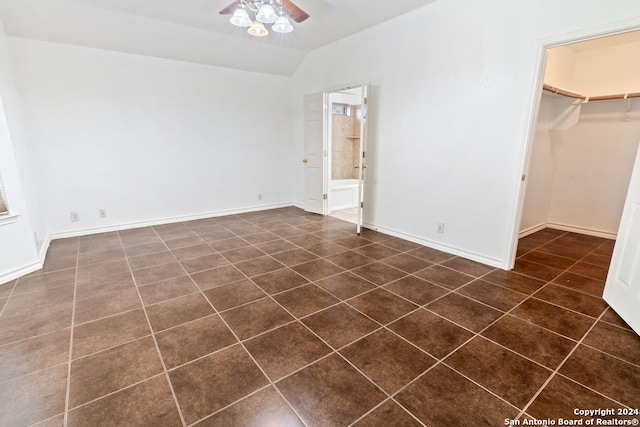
[437,223,445,233]
[99,209,107,218]
[70,212,80,222]
[257,193,262,200]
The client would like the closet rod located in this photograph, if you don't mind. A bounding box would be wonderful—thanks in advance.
[542,83,640,102]
[542,84,586,100]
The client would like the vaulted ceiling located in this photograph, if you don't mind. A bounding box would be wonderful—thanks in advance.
[0,0,436,75]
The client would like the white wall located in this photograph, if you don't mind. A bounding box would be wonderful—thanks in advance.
[9,38,294,236]
[547,99,640,235]
[520,94,556,233]
[292,0,640,267]
[0,20,46,284]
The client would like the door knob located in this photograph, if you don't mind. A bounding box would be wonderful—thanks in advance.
[303,159,308,163]
[354,165,359,168]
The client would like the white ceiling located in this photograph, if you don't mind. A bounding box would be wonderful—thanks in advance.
[0,0,436,76]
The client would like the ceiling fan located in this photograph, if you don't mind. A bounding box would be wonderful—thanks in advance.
[219,0,309,36]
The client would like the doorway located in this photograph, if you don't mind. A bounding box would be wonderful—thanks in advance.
[514,29,640,333]
[303,84,368,233]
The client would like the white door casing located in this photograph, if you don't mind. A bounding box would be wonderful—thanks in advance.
[303,93,327,215]
[603,142,640,335]
[356,85,368,234]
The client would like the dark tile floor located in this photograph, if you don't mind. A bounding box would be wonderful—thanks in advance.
[1,208,639,426]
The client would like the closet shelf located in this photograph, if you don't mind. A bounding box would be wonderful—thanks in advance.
[543,83,640,102]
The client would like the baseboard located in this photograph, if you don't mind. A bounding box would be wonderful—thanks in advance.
[50,202,295,240]
[547,222,617,240]
[518,223,548,238]
[362,221,505,269]
[0,261,43,285]
[292,201,304,210]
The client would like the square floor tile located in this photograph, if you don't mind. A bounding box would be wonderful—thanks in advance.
[190,265,246,290]
[0,303,72,346]
[291,259,345,281]
[244,322,332,381]
[348,288,418,325]
[388,308,474,359]
[155,314,237,369]
[353,244,400,260]
[0,329,70,383]
[510,298,595,340]
[137,275,199,306]
[567,261,608,281]
[170,243,216,261]
[74,288,141,325]
[326,250,374,270]
[533,283,608,318]
[273,284,339,318]
[351,262,407,286]
[193,386,303,427]
[131,262,186,286]
[0,364,68,427]
[69,337,163,408]
[512,259,564,282]
[381,253,433,274]
[527,374,631,423]
[270,248,319,266]
[127,251,176,271]
[145,293,215,332]
[180,253,229,274]
[395,364,518,426]
[353,400,422,426]
[519,251,576,270]
[75,272,135,301]
[552,272,605,297]
[235,256,285,277]
[251,268,308,295]
[582,320,640,366]
[301,304,380,349]
[441,257,495,277]
[169,344,268,425]
[220,297,294,340]
[482,270,547,295]
[276,354,386,426]
[340,329,436,394]
[407,246,454,263]
[383,275,449,306]
[67,375,182,427]
[456,279,527,311]
[203,279,266,311]
[481,315,576,369]
[72,308,150,359]
[559,345,640,407]
[444,336,551,408]
[315,272,377,300]
[426,293,503,332]
[414,265,474,290]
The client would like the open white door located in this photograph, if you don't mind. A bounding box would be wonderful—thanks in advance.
[303,93,327,215]
[603,144,640,335]
[356,86,368,234]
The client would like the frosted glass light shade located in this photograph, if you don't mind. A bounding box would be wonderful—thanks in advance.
[272,15,293,33]
[255,4,277,23]
[230,8,251,27]
[247,21,269,37]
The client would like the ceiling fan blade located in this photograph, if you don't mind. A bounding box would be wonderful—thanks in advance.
[219,0,241,15]
[281,0,309,23]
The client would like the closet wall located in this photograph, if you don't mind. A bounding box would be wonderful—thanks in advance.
[521,34,640,237]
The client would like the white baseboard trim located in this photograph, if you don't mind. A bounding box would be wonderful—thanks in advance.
[362,221,506,269]
[50,202,295,240]
[292,201,304,210]
[0,261,43,285]
[0,236,51,286]
[547,222,617,240]
[519,223,548,238]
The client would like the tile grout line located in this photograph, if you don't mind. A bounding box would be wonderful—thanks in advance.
[117,229,189,427]
[157,220,313,427]
[513,308,622,421]
[62,238,80,427]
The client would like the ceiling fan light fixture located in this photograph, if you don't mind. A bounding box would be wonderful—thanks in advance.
[272,15,293,33]
[247,20,269,37]
[230,8,252,27]
[255,3,278,24]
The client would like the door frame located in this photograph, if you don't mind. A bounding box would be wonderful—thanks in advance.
[507,19,640,269]
[323,80,370,229]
